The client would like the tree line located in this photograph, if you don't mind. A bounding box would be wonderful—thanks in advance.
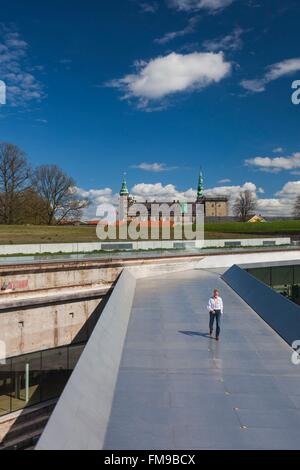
[0,142,87,225]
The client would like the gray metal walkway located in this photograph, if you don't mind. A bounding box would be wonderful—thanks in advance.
[104,269,300,450]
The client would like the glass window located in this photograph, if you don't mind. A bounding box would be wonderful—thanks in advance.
[41,347,69,402]
[0,343,87,416]
[0,360,12,416]
[271,266,293,287]
[248,268,271,286]
[11,353,41,412]
[68,344,85,371]
[294,265,300,284]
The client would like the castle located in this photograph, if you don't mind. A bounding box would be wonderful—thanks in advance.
[118,172,229,222]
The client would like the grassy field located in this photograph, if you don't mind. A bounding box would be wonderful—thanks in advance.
[0,222,298,245]
[206,220,300,235]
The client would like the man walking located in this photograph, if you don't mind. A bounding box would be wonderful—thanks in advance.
[208,289,224,341]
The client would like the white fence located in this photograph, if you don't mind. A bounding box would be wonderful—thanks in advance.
[0,238,291,256]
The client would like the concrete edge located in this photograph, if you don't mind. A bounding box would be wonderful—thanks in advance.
[128,259,202,279]
[198,250,300,269]
[222,264,300,347]
[36,268,137,450]
[0,286,110,312]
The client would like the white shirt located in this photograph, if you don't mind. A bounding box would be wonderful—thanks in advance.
[207,296,224,315]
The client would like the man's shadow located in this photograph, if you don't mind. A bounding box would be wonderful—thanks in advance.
[179,331,211,339]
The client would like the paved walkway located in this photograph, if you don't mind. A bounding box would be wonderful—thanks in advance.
[104,269,300,450]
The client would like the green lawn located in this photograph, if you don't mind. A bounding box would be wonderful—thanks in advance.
[205,220,300,234]
[0,221,297,245]
[0,225,99,245]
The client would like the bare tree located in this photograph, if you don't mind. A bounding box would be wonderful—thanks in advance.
[0,142,31,224]
[293,195,300,219]
[233,190,257,222]
[33,165,87,225]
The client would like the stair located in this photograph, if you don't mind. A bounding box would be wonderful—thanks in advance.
[0,400,56,451]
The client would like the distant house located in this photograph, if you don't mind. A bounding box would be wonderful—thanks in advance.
[247,215,267,223]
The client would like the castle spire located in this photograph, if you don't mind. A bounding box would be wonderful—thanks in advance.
[197,170,204,200]
[120,173,129,196]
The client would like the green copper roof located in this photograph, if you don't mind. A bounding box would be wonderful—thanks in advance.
[197,171,204,199]
[120,175,129,196]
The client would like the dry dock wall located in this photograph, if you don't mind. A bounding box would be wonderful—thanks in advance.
[0,262,122,294]
[0,296,106,358]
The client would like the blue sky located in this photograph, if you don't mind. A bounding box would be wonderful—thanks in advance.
[0,0,300,218]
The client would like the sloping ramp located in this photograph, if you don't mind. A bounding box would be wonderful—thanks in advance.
[104,269,300,450]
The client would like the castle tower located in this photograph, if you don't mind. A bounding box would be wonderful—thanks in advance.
[119,174,129,221]
[197,170,204,202]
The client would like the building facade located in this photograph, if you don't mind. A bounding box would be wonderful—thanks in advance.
[118,172,229,222]
[195,172,229,218]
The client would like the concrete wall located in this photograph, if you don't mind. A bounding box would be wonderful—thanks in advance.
[0,263,122,294]
[222,264,300,346]
[0,237,291,255]
[0,297,105,358]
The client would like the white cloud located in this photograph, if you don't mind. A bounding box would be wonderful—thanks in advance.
[218,178,231,184]
[132,181,261,206]
[276,181,300,198]
[273,147,284,153]
[169,0,235,12]
[205,181,258,199]
[0,27,44,107]
[203,27,245,52]
[75,187,120,220]
[108,51,231,108]
[246,151,300,172]
[155,17,199,45]
[263,181,300,217]
[256,198,290,217]
[140,2,159,13]
[131,182,194,201]
[131,162,178,172]
[241,58,300,93]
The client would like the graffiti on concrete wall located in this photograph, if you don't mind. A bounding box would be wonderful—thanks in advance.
[1,279,29,292]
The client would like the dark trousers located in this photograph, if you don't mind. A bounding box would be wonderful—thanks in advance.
[209,310,221,337]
